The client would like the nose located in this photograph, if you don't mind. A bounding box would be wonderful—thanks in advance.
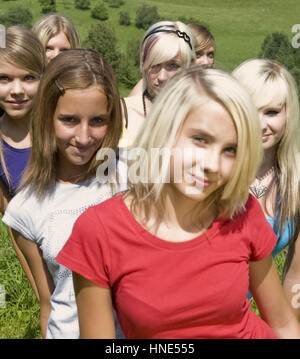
[11,79,24,96]
[75,122,91,146]
[203,148,220,174]
[157,68,169,84]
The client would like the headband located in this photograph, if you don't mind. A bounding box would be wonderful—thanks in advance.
[142,27,192,50]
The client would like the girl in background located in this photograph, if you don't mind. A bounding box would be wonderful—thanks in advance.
[0,26,46,297]
[57,66,300,339]
[32,13,80,63]
[2,49,124,338]
[232,59,300,319]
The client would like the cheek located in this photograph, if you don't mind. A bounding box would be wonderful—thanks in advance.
[27,82,40,98]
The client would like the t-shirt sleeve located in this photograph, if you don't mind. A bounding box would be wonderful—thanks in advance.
[2,191,37,241]
[56,206,111,288]
[247,195,277,261]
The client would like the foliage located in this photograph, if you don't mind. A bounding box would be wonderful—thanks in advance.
[74,0,90,10]
[119,11,130,26]
[38,0,56,14]
[91,2,109,21]
[0,7,33,28]
[259,32,300,100]
[118,39,140,87]
[107,0,124,8]
[135,4,160,30]
[83,22,120,73]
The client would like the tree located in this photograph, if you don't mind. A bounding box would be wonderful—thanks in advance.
[0,7,33,28]
[74,0,90,10]
[91,2,109,21]
[135,4,160,30]
[38,0,56,14]
[119,11,130,26]
[83,22,120,73]
[259,32,300,101]
[108,0,124,8]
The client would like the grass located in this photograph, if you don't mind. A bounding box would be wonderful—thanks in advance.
[0,0,296,338]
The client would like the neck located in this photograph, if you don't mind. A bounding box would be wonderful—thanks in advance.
[56,156,90,184]
[257,147,277,177]
[0,113,31,143]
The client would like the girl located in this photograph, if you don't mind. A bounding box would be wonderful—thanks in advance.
[2,49,124,339]
[32,13,80,63]
[188,23,215,68]
[57,66,300,339]
[232,59,300,318]
[0,26,46,298]
[120,20,196,148]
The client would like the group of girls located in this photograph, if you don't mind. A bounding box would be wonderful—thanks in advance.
[0,12,300,339]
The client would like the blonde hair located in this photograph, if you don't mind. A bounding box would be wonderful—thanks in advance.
[32,13,80,49]
[188,23,215,53]
[233,58,300,241]
[140,21,196,90]
[20,49,122,198]
[0,26,46,188]
[127,66,262,222]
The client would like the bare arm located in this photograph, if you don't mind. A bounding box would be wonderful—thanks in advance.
[13,230,54,338]
[283,233,300,321]
[73,272,115,339]
[0,179,40,300]
[250,255,300,338]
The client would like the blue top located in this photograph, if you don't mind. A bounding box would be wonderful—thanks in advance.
[0,138,31,195]
[267,217,293,257]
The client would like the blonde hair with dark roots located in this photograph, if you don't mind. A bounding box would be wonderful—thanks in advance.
[32,13,80,49]
[20,49,122,198]
[0,26,46,187]
[126,66,262,224]
[233,58,300,243]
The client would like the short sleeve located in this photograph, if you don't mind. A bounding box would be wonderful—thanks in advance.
[56,206,111,288]
[246,195,277,261]
[2,190,37,241]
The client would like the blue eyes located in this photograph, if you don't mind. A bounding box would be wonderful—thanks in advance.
[192,136,237,156]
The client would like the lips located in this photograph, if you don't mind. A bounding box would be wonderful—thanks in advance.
[7,100,29,108]
[188,173,212,188]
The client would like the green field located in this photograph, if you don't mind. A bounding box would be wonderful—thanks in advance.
[0,0,299,95]
[0,0,298,339]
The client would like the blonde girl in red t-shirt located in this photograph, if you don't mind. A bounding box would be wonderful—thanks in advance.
[57,66,300,339]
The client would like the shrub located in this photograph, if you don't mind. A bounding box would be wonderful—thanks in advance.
[119,11,130,26]
[38,0,56,14]
[91,2,109,21]
[135,4,160,30]
[0,7,33,28]
[74,0,90,10]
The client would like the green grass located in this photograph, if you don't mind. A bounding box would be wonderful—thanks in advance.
[0,216,41,339]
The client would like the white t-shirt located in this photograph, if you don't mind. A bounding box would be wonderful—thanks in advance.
[3,177,125,339]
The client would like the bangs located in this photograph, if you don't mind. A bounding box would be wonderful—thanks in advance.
[249,72,287,110]
[143,35,180,70]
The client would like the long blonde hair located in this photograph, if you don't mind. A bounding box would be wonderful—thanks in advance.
[20,49,122,198]
[0,26,46,188]
[126,66,262,223]
[233,58,300,242]
[32,13,80,49]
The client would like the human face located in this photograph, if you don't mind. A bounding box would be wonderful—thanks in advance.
[258,100,286,151]
[169,98,237,204]
[0,61,40,120]
[54,86,109,179]
[46,31,71,62]
[195,46,215,68]
[146,54,182,97]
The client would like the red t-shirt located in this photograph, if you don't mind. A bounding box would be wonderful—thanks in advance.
[57,194,277,339]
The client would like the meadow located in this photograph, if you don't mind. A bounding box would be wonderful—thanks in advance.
[0,0,298,339]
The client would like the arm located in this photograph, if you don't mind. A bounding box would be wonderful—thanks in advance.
[73,272,115,339]
[250,255,300,338]
[282,233,300,320]
[13,229,55,338]
[0,179,40,300]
